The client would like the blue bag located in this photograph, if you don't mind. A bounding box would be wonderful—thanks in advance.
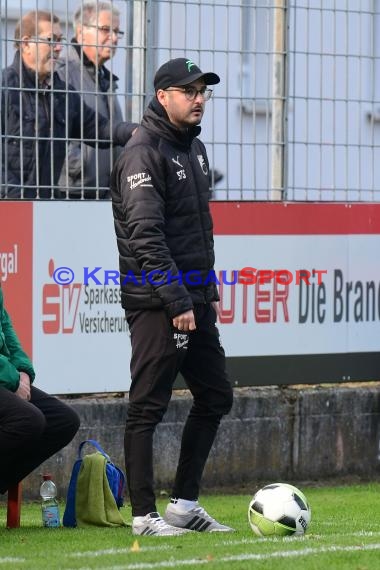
[63,439,126,528]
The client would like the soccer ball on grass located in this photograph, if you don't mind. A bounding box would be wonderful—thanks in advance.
[248,483,311,537]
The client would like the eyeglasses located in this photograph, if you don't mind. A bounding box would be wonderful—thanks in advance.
[165,86,213,101]
[32,35,66,45]
[84,25,124,39]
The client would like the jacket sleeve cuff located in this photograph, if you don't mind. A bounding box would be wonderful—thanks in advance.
[17,365,36,383]
[165,297,194,319]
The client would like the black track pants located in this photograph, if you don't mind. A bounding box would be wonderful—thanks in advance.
[124,303,233,516]
[0,386,80,493]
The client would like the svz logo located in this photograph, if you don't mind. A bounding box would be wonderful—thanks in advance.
[176,169,186,181]
[42,259,81,334]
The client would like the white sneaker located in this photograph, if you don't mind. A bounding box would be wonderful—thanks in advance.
[132,512,191,536]
[164,501,234,532]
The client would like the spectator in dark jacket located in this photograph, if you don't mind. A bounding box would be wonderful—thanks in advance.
[57,1,124,199]
[0,286,80,494]
[111,57,234,536]
[0,10,135,199]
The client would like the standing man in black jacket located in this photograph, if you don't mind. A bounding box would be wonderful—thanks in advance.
[111,58,234,537]
[1,10,135,199]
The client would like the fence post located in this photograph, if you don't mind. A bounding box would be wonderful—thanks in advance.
[129,0,147,122]
[271,0,287,200]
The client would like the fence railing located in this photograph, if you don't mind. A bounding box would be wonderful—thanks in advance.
[1,0,379,201]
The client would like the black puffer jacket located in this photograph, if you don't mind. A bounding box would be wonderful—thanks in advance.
[1,52,135,199]
[111,97,219,318]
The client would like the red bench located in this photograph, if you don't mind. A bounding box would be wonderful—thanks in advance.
[6,483,22,528]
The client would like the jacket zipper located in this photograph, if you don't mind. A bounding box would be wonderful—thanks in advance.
[188,148,212,302]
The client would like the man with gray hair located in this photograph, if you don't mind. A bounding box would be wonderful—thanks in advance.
[57,1,125,199]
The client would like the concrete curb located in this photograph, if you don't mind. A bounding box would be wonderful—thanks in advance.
[11,384,380,500]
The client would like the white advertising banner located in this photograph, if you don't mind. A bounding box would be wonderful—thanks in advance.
[33,203,131,394]
[30,202,380,393]
[215,235,380,356]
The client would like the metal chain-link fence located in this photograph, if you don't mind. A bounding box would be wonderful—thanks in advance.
[1,0,379,200]
[287,0,380,201]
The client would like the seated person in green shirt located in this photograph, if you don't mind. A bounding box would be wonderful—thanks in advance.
[0,287,80,494]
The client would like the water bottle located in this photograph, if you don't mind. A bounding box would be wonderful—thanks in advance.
[40,474,60,528]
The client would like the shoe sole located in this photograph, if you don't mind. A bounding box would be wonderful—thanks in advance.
[165,513,234,533]
[132,527,191,536]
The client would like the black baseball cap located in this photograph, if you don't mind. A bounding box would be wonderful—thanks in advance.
[154,58,220,91]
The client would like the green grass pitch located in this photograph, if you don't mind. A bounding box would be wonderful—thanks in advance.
[1,483,380,569]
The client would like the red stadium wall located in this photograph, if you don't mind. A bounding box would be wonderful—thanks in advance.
[0,202,33,359]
